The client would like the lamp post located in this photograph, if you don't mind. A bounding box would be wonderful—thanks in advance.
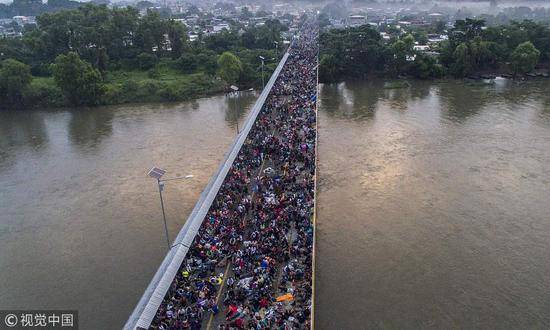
[230,85,239,135]
[274,41,279,55]
[147,167,193,250]
[258,56,277,90]
[259,56,265,90]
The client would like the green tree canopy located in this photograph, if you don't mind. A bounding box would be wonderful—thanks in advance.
[389,34,415,76]
[52,52,104,106]
[511,41,540,75]
[167,20,188,58]
[319,25,385,82]
[0,59,32,108]
[319,54,340,83]
[217,51,242,85]
[452,42,472,77]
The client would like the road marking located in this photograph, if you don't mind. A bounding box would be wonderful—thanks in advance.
[206,261,231,330]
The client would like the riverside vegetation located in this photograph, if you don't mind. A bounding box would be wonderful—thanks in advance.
[319,18,550,83]
[0,4,287,109]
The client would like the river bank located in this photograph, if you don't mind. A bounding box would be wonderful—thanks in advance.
[9,61,275,110]
[19,69,226,109]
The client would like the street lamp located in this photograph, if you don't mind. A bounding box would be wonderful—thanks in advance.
[147,167,194,250]
[259,57,277,90]
[230,85,239,135]
[274,41,279,55]
[259,56,265,90]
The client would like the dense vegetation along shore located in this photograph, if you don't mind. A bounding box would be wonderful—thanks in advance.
[3,8,550,109]
[0,4,289,109]
[319,18,550,83]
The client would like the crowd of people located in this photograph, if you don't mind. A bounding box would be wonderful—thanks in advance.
[151,22,318,330]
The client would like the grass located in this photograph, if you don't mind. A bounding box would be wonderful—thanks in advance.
[102,66,225,104]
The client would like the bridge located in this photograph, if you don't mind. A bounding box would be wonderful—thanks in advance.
[125,23,319,330]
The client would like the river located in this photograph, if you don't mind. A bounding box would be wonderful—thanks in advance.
[316,79,550,328]
[1,79,550,328]
[0,92,258,328]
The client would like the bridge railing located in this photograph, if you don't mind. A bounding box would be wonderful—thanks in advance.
[124,51,290,330]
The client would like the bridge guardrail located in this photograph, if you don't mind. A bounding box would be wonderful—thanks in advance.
[124,51,290,330]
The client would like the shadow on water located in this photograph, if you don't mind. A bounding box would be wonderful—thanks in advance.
[381,80,432,112]
[498,80,540,107]
[322,80,434,119]
[223,91,257,129]
[408,81,432,101]
[68,107,114,153]
[0,111,48,171]
[320,81,386,120]
[438,80,491,122]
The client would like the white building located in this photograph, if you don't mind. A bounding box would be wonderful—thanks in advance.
[12,16,35,26]
[347,15,367,27]
[213,23,230,33]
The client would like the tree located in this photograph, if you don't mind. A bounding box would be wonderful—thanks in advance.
[409,55,445,79]
[217,51,242,85]
[0,59,32,108]
[135,10,167,54]
[319,25,385,81]
[178,53,198,73]
[451,43,472,77]
[319,54,340,83]
[389,35,414,76]
[453,18,485,42]
[167,20,188,58]
[511,41,540,75]
[469,37,498,70]
[52,52,104,106]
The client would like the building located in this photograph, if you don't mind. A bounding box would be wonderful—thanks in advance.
[0,26,21,38]
[347,15,367,27]
[212,23,230,33]
[12,16,36,26]
[427,34,448,44]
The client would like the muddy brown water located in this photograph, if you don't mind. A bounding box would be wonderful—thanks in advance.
[2,79,550,328]
[315,79,550,329]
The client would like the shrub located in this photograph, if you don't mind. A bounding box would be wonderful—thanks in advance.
[0,58,32,108]
[137,52,157,70]
[157,84,181,101]
[102,83,123,104]
[23,78,65,108]
[147,67,161,79]
[178,53,198,73]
